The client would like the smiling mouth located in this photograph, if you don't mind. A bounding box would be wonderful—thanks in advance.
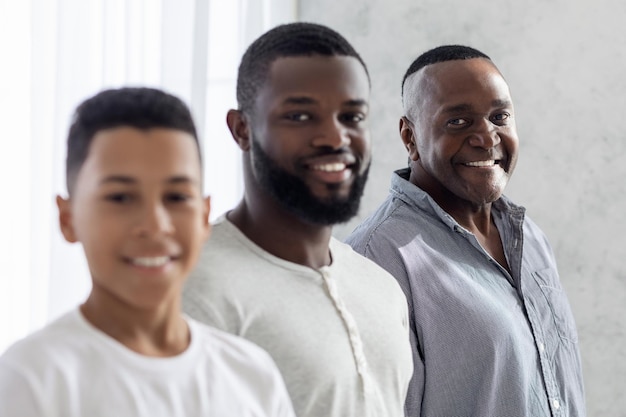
[463,160,500,167]
[311,162,349,172]
[306,161,355,185]
[129,256,172,267]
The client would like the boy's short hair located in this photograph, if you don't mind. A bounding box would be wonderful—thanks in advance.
[236,22,370,115]
[65,87,199,195]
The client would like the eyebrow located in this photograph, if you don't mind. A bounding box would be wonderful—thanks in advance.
[442,99,512,114]
[99,175,198,185]
[344,99,369,108]
[282,96,369,108]
[283,96,316,106]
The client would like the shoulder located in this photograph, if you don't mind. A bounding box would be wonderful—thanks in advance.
[521,213,559,270]
[189,216,274,276]
[522,213,552,244]
[0,309,93,385]
[331,237,389,270]
[191,319,266,355]
[504,202,556,261]
[183,218,248,301]
[497,196,552,246]
[496,197,558,269]
[345,196,416,255]
[198,217,242,258]
[188,318,283,379]
[347,169,436,250]
[1,310,86,366]
[330,238,407,295]
[187,319,295,416]
[183,218,275,328]
[343,197,419,273]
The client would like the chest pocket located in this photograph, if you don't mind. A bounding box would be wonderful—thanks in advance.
[532,267,579,344]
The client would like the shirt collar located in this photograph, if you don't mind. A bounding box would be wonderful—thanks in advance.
[390,167,525,232]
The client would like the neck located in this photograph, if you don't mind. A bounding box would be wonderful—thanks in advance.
[229,198,333,269]
[408,167,511,271]
[408,164,497,236]
[80,288,189,357]
[444,202,510,274]
[445,203,494,236]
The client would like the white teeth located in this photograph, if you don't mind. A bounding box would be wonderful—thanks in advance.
[465,160,496,167]
[314,163,346,172]
[131,256,170,267]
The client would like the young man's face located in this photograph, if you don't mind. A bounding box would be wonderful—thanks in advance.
[57,127,210,310]
[403,58,519,207]
[243,55,371,225]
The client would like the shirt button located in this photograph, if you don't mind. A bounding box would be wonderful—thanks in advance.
[538,342,545,353]
[553,399,561,410]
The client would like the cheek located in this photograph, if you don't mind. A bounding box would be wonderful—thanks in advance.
[177,223,208,271]
[254,124,288,149]
[351,133,371,159]
[360,134,372,154]
[269,138,300,159]
[74,208,121,243]
[173,210,209,242]
[502,132,519,155]
[507,135,520,152]
[416,140,439,163]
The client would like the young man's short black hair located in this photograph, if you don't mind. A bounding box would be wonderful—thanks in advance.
[65,87,199,195]
[401,45,491,96]
[236,22,370,114]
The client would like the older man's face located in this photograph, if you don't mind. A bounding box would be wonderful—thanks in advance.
[403,58,519,208]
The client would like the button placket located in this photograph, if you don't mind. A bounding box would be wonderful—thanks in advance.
[320,270,372,390]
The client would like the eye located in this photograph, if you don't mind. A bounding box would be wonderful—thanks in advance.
[165,193,191,203]
[447,118,469,128]
[491,112,511,124]
[105,193,133,204]
[285,112,311,122]
[340,112,366,125]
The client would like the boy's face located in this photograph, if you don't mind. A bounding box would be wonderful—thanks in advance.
[57,127,210,310]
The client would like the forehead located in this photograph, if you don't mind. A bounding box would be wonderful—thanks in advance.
[78,127,202,184]
[406,58,512,112]
[254,55,370,109]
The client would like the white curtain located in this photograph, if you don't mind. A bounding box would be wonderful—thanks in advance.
[0,0,297,353]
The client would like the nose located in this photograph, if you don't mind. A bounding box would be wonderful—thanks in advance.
[468,118,500,149]
[310,117,351,150]
[133,203,174,238]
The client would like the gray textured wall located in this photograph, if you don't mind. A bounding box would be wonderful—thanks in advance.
[300,1,625,415]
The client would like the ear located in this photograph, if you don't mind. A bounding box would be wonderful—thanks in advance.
[226,109,251,151]
[399,116,420,161]
[201,195,212,240]
[56,195,78,243]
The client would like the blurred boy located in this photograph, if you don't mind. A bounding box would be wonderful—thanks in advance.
[0,87,295,417]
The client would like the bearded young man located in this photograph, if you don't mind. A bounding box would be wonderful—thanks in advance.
[182,22,413,417]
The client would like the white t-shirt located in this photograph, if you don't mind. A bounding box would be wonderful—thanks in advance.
[0,308,295,417]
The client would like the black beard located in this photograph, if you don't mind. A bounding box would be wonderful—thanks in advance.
[251,140,369,225]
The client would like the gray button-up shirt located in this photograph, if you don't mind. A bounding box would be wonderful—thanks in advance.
[346,168,585,417]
